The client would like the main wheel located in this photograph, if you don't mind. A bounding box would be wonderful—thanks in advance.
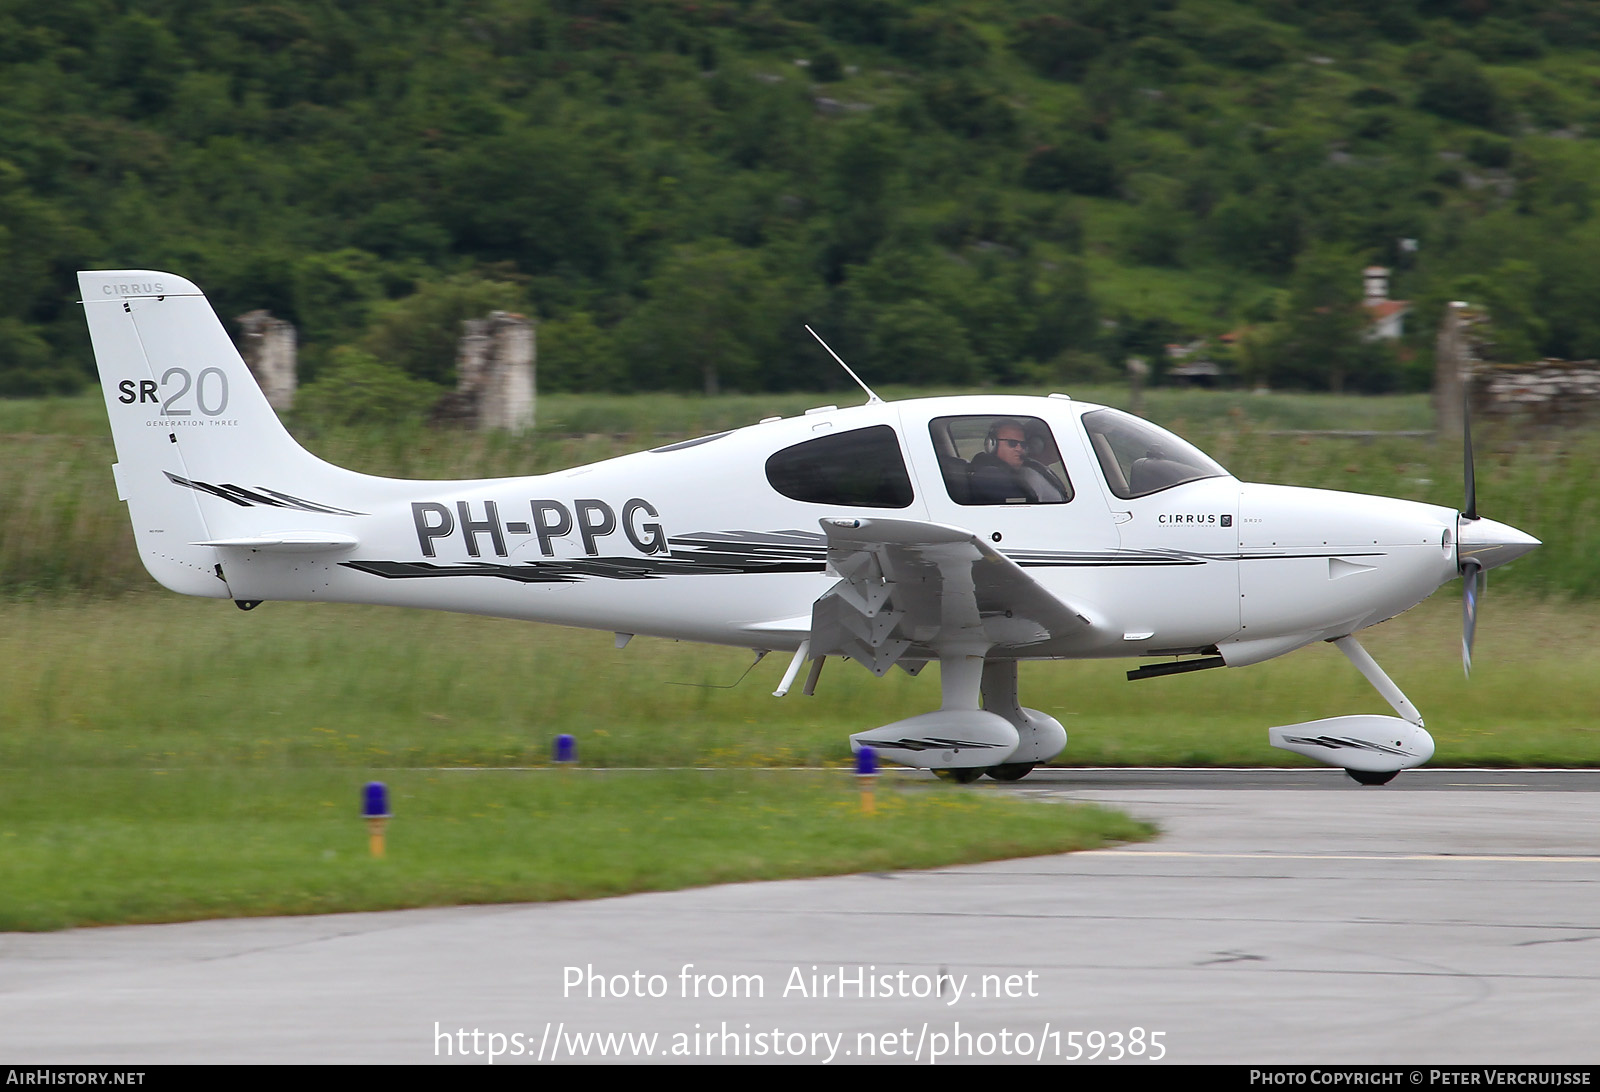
[985,763,1036,782]
[1346,768,1398,786]
[933,767,985,784]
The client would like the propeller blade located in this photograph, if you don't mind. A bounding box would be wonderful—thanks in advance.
[1461,559,1481,675]
[1462,368,1477,523]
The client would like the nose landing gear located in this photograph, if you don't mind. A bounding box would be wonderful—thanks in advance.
[1268,635,1434,786]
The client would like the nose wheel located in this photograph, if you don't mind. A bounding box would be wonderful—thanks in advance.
[1346,768,1398,786]
[986,763,1036,781]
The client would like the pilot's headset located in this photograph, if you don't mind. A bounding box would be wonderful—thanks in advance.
[985,418,1032,456]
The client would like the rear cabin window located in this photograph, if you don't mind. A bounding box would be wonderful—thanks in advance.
[928,415,1073,505]
[764,425,914,508]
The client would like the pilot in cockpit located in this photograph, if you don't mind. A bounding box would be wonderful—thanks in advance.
[968,418,1068,504]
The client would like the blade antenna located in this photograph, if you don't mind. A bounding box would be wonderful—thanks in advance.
[805,325,882,405]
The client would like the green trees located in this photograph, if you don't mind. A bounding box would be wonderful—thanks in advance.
[617,244,779,395]
[1245,247,1399,394]
[1416,52,1502,129]
[434,128,623,282]
[2,0,1599,400]
[360,275,529,386]
[294,347,441,429]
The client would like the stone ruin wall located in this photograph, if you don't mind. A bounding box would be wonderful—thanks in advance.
[1469,360,1600,423]
[235,310,297,412]
[233,305,535,431]
[1440,303,1600,424]
[430,311,536,432]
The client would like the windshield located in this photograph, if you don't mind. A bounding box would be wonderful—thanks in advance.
[1081,408,1228,500]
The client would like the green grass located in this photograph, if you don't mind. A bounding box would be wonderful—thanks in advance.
[1,593,1594,772]
[0,394,118,437]
[0,768,1152,931]
[0,582,1167,933]
[0,574,1590,931]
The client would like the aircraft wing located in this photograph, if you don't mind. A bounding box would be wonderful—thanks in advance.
[810,517,1104,675]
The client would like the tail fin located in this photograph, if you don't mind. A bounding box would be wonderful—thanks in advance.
[80,271,362,598]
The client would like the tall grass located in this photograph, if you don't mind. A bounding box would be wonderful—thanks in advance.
[0,390,1588,597]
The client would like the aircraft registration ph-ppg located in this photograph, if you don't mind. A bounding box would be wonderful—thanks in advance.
[80,271,1539,785]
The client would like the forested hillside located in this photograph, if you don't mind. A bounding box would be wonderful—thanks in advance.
[5,0,1600,405]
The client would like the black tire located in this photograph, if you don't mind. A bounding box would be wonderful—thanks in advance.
[985,763,1036,782]
[933,767,985,784]
[1346,768,1398,786]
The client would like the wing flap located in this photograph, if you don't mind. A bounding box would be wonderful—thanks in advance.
[811,517,1103,674]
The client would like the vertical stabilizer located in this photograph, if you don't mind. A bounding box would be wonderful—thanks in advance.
[80,271,354,598]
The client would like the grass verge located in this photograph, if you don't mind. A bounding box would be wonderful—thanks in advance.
[0,769,1152,931]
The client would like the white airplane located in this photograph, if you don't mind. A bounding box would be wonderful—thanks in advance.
[80,270,1540,785]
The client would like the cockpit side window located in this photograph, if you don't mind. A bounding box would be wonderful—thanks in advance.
[764,425,914,508]
[1081,408,1227,500]
[928,416,1073,505]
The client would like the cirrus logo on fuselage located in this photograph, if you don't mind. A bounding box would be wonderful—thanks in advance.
[412,499,665,559]
[1157,513,1233,527]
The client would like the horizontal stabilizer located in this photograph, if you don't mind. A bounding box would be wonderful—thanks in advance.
[193,532,359,553]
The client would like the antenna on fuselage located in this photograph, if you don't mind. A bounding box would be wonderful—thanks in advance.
[805,325,883,405]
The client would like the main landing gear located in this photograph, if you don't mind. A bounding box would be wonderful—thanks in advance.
[850,656,1068,783]
[933,762,1037,783]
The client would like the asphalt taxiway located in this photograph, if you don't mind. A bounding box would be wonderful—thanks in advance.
[3,768,1598,1064]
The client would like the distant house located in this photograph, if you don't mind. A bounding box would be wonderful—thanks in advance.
[1165,340,1222,387]
[1362,266,1410,340]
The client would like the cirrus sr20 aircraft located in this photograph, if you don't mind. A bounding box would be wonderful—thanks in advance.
[80,270,1539,785]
